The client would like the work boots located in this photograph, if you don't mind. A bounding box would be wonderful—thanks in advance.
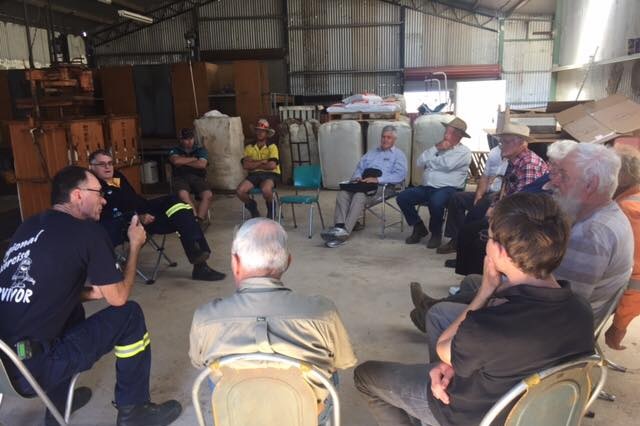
[116,400,182,426]
[245,199,260,218]
[405,221,428,244]
[192,262,226,281]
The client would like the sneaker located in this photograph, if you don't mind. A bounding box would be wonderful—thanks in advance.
[426,235,442,249]
[448,286,460,296]
[321,227,349,243]
[405,222,428,244]
[436,239,457,254]
[192,263,226,281]
[325,239,346,248]
[117,400,182,426]
[44,387,92,426]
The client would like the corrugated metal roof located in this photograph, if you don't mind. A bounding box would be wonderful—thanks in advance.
[404,8,498,68]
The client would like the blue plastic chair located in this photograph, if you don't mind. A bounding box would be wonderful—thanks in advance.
[278,165,325,238]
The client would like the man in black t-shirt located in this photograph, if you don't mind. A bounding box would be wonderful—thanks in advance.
[89,149,225,282]
[0,167,181,426]
[354,193,594,426]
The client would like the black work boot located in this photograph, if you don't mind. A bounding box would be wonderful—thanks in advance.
[405,221,428,244]
[116,400,182,426]
[245,199,260,218]
[44,387,92,426]
[266,201,274,220]
[192,262,226,281]
[426,234,442,249]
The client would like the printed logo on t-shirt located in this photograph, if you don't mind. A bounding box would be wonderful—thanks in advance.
[0,229,44,304]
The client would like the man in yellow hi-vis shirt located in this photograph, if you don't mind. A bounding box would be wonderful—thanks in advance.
[236,119,280,219]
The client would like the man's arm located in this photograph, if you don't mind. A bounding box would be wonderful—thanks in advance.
[379,151,408,185]
[474,175,490,204]
[242,157,268,170]
[169,154,198,166]
[425,146,472,174]
[89,216,147,306]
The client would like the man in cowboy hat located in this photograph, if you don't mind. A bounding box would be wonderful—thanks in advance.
[236,119,280,219]
[397,117,472,248]
[168,127,213,227]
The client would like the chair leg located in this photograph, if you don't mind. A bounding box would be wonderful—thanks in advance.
[316,201,325,228]
[598,390,616,402]
[291,204,298,228]
[381,197,386,239]
[64,373,81,422]
[607,360,627,373]
[308,205,314,238]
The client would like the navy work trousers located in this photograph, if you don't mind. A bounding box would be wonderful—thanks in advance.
[396,185,460,235]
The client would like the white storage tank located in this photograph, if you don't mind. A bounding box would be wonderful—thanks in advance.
[194,116,246,191]
[318,121,363,189]
[367,120,412,186]
[411,114,455,186]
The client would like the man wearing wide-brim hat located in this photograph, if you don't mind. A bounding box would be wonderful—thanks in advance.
[397,116,472,248]
[237,119,280,219]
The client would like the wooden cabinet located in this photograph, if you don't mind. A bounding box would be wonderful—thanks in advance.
[233,60,270,137]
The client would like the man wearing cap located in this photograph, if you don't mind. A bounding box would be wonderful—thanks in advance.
[321,125,408,248]
[396,117,472,248]
[236,119,280,219]
[168,128,213,227]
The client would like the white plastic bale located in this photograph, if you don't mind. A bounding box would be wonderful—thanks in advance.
[194,116,246,191]
[318,121,363,189]
[366,120,412,186]
[279,119,320,185]
[411,114,455,186]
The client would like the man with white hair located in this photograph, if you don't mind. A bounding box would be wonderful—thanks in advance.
[188,218,357,405]
[322,125,408,247]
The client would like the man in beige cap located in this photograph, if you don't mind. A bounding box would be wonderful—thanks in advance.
[397,117,472,248]
[236,119,280,219]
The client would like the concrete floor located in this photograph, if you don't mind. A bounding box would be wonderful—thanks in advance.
[2,189,639,426]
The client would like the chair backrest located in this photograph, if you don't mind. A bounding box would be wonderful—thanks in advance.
[479,355,601,426]
[192,353,340,426]
[292,165,322,190]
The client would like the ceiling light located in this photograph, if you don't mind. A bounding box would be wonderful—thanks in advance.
[97,0,112,4]
[117,9,154,24]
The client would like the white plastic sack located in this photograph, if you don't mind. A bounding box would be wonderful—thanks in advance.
[318,121,363,189]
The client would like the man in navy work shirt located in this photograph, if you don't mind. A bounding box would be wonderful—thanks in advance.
[168,127,213,226]
[0,166,181,426]
[89,149,225,282]
[354,192,594,426]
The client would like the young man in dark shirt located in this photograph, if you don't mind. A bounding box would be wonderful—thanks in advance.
[0,166,181,426]
[354,192,594,426]
[89,150,225,282]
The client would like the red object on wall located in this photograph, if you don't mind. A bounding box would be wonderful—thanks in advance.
[404,65,502,81]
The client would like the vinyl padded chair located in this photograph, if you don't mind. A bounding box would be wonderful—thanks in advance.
[192,353,340,426]
[278,165,325,238]
[479,354,604,426]
[363,182,405,238]
[0,339,80,425]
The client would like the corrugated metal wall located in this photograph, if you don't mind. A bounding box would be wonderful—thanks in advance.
[555,0,640,102]
[0,22,50,69]
[502,15,553,109]
[287,0,402,96]
[404,8,498,67]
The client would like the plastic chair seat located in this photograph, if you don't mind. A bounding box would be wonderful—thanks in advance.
[280,195,318,205]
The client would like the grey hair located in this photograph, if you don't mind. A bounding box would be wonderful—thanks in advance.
[569,143,621,198]
[546,139,578,162]
[231,218,289,275]
[381,125,397,137]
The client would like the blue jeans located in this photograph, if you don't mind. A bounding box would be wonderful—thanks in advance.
[354,361,441,426]
[396,186,460,235]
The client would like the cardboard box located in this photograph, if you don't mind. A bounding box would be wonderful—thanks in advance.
[555,94,640,144]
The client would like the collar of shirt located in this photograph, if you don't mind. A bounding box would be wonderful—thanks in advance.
[237,276,290,293]
[509,148,532,167]
[494,279,572,302]
[376,146,396,153]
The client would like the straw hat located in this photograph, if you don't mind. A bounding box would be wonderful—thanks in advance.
[254,118,276,137]
[441,117,471,138]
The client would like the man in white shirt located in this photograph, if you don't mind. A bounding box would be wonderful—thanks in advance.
[397,117,472,248]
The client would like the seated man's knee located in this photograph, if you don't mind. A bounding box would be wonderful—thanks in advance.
[353,361,379,394]
[460,274,483,292]
[201,190,213,201]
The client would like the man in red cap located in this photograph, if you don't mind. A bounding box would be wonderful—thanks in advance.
[236,119,280,219]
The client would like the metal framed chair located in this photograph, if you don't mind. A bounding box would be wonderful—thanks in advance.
[479,354,604,426]
[362,182,405,238]
[0,339,80,425]
[115,234,177,285]
[241,187,279,222]
[192,353,340,426]
[278,165,325,238]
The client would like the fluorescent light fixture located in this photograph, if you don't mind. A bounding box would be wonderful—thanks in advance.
[97,0,112,4]
[117,9,154,24]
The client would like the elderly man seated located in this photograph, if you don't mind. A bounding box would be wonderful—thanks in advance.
[321,125,408,248]
[397,117,472,248]
[89,150,225,282]
[189,218,357,418]
[354,192,594,426]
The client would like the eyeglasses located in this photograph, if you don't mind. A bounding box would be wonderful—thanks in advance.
[79,188,105,197]
[478,229,496,243]
[91,161,114,168]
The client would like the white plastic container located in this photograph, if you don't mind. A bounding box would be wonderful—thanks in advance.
[411,114,455,186]
[141,161,159,184]
[367,120,412,186]
[194,116,246,191]
[318,121,363,189]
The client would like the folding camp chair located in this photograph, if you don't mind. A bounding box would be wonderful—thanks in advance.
[362,182,405,238]
[115,234,177,285]
[0,339,80,425]
[278,165,325,238]
[192,353,340,426]
[479,354,604,426]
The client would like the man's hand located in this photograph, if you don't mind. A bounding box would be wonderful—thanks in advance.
[127,215,147,249]
[481,255,501,292]
[361,177,378,183]
[139,213,155,225]
[82,285,103,301]
[430,362,455,405]
[485,206,494,218]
